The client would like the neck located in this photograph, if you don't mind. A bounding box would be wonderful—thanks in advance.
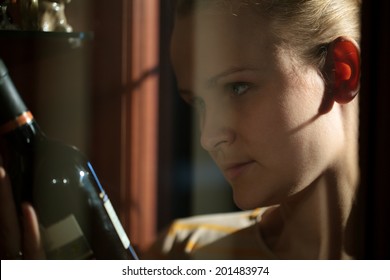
[260,160,359,259]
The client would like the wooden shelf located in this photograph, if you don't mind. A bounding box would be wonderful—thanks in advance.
[0,30,93,48]
[0,30,93,65]
[0,30,93,40]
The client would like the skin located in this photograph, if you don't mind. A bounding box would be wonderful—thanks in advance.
[171,6,359,259]
[0,164,45,259]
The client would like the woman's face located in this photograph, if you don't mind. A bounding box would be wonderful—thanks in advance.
[170,7,345,209]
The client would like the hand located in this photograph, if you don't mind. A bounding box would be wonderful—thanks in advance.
[0,158,45,259]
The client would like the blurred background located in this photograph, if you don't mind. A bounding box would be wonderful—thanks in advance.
[0,0,389,258]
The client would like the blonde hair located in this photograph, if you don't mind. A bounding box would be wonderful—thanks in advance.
[175,0,361,67]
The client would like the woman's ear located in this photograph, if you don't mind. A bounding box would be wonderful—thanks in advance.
[323,37,361,104]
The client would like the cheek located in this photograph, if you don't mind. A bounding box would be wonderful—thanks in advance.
[229,110,344,209]
[246,79,338,184]
[231,71,346,207]
[269,100,344,193]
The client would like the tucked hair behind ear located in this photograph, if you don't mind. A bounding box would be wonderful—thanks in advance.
[174,0,362,68]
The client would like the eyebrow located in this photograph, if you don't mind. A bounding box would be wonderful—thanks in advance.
[178,66,261,100]
[206,66,261,87]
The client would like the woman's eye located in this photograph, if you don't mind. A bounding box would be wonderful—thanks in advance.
[230,82,250,96]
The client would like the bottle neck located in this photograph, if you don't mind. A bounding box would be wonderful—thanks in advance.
[0,59,44,141]
[0,110,45,153]
[0,111,35,136]
[0,59,29,127]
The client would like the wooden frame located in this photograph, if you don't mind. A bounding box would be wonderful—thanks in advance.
[92,0,160,253]
[124,0,160,252]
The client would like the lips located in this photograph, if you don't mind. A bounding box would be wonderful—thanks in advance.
[222,161,255,181]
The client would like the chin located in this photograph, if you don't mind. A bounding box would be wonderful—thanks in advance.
[232,193,263,210]
[232,186,284,210]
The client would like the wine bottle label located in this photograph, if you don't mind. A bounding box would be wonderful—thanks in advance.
[42,215,93,260]
[103,197,131,250]
[87,161,132,251]
[0,111,34,135]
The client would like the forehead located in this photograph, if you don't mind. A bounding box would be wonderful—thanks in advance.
[170,7,278,87]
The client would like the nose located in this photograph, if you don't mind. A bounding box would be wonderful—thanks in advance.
[199,105,235,152]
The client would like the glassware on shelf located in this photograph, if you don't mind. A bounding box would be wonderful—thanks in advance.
[1,0,74,32]
[18,0,39,30]
[39,0,73,32]
[0,0,18,30]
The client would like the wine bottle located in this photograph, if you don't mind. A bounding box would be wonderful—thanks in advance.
[0,59,139,260]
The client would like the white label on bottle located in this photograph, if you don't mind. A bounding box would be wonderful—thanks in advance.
[43,215,93,259]
[103,199,131,249]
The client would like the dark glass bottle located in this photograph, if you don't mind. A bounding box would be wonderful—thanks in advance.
[0,59,138,260]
